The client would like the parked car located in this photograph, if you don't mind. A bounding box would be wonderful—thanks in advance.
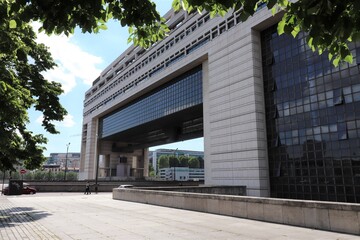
[1,185,37,195]
[118,184,134,188]
[22,186,37,194]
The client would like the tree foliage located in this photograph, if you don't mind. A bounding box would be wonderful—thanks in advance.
[7,0,169,50]
[0,1,67,171]
[188,157,200,168]
[158,155,169,169]
[178,155,190,167]
[173,0,360,66]
[157,155,201,169]
[1,170,79,181]
[169,155,179,168]
[7,0,359,65]
[66,172,78,181]
[148,164,155,176]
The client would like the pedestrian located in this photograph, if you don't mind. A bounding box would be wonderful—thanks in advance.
[84,181,91,195]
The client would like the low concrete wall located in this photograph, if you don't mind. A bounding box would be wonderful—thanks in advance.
[25,181,202,192]
[138,186,246,195]
[28,182,114,192]
[113,188,360,235]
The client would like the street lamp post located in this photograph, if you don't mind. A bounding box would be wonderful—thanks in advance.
[64,142,70,181]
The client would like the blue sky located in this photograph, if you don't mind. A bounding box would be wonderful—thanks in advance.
[28,0,204,156]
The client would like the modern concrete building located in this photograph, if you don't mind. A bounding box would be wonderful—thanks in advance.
[81,6,360,202]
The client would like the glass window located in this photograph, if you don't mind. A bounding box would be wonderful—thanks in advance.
[333,88,344,105]
[338,122,348,140]
[262,25,360,203]
[101,66,203,137]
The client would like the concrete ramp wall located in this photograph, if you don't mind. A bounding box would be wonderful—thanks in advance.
[113,188,360,235]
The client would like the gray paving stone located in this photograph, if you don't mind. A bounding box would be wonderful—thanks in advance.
[1,193,359,240]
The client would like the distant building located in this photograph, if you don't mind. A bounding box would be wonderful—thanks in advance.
[149,149,204,174]
[46,153,81,172]
[159,167,204,181]
[42,164,62,173]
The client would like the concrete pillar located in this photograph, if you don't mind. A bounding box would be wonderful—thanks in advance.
[143,148,149,177]
[79,118,98,180]
[203,26,270,197]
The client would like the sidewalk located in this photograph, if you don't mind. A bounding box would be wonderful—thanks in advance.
[1,193,359,240]
[0,196,59,239]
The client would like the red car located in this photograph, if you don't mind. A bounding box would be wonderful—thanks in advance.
[1,186,37,195]
[22,186,37,194]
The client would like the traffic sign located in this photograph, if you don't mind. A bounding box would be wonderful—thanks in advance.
[20,169,27,174]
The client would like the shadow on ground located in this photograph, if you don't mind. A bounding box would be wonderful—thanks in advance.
[0,206,51,228]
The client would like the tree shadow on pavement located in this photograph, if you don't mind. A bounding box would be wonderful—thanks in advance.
[0,206,52,228]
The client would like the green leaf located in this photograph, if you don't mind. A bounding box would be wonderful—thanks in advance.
[333,57,340,67]
[181,0,189,10]
[307,37,313,47]
[172,0,181,11]
[344,54,353,64]
[277,18,286,35]
[99,24,107,30]
[318,48,323,55]
[291,25,300,38]
[151,34,157,42]
[9,19,17,29]
[271,6,277,16]
[328,52,333,61]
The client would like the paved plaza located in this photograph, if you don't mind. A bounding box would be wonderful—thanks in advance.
[0,192,359,240]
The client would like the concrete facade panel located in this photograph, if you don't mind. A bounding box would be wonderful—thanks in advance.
[328,209,360,234]
[282,206,305,226]
[263,204,283,223]
[303,207,330,230]
[247,202,264,221]
[219,199,233,216]
[206,198,220,214]
[232,200,248,218]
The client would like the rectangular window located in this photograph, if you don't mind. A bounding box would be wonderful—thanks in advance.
[333,88,344,105]
[338,122,348,140]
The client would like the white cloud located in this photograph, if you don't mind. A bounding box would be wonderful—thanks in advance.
[42,67,77,94]
[35,115,43,124]
[60,114,76,127]
[36,114,76,128]
[33,23,103,94]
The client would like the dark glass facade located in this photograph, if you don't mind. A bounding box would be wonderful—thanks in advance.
[262,26,360,203]
[100,66,203,138]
